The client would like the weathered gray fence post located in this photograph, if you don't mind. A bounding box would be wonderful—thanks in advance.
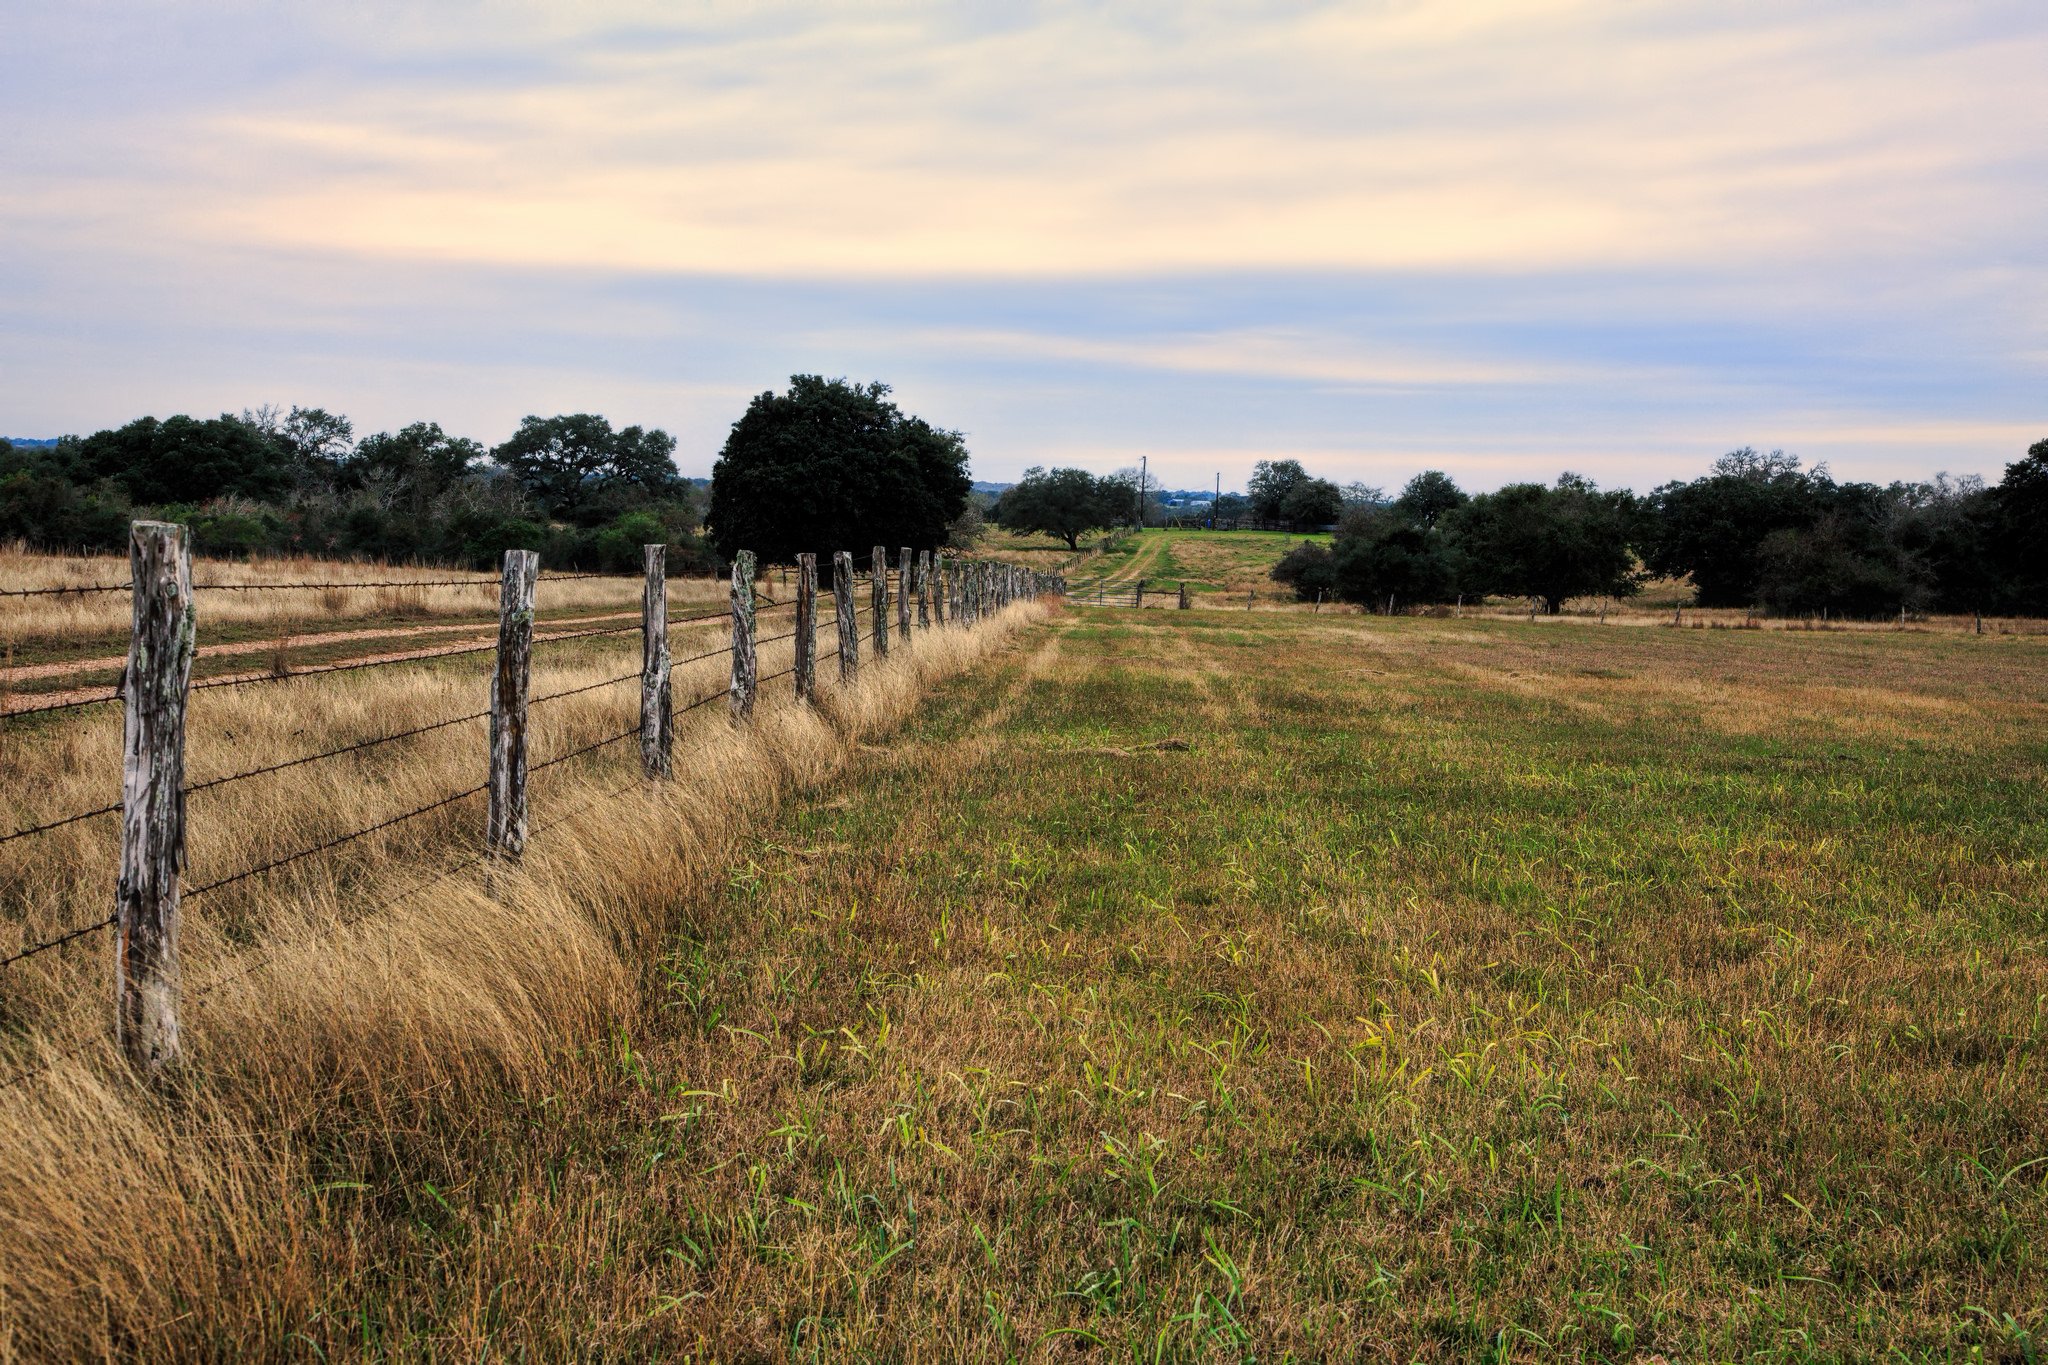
[489,549,538,861]
[1179,581,1190,610]
[795,552,818,702]
[730,550,758,719]
[897,546,913,642]
[871,545,891,658]
[641,544,672,779]
[834,550,859,680]
[916,550,933,628]
[116,520,195,1082]
[931,555,947,626]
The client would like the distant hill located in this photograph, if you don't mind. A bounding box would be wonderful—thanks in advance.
[971,479,1014,495]
[2,437,60,449]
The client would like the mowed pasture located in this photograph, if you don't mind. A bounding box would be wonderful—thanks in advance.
[2,584,2044,1358]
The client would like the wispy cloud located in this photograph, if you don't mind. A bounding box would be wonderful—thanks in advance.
[1,1,2042,487]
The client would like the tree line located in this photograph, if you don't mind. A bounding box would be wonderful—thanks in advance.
[997,443,2048,617]
[1279,445,2048,616]
[1,376,978,573]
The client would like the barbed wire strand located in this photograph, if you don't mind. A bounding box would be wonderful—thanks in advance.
[184,783,488,900]
[0,914,115,971]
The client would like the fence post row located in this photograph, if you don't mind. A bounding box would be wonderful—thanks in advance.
[115,520,195,1082]
[730,550,758,719]
[870,545,890,658]
[794,552,818,703]
[897,546,913,642]
[834,550,859,681]
[641,544,672,780]
[489,549,538,861]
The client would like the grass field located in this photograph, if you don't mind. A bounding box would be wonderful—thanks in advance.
[3,588,2044,1358]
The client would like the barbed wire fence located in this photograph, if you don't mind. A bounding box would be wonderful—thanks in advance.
[0,530,1065,1091]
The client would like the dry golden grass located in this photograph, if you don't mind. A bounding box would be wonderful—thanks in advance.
[0,586,1043,1360]
[0,544,734,650]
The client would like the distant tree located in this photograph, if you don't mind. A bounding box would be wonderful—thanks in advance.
[492,414,684,524]
[1281,477,1345,528]
[1393,470,1468,528]
[1331,508,1459,608]
[1640,449,1834,606]
[1247,459,1310,522]
[250,405,354,488]
[70,414,294,505]
[706,376,971,566]
[1270,540,1335,598]
[1211,491,1251,523]
[350,422,485,503]
[996,467,1127,549]
[1988,438,2048,612]
[1450,473,1639,613]
[1341,481,1387,510]
[1753,499,1921,617]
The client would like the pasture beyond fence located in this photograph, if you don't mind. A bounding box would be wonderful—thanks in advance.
[1,525,1064,1089]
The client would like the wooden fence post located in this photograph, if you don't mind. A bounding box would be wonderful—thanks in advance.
[795,552,818,702]
[730,550,758,719]
[871,545,890,658]
[834,551,859,680]
[932,555,947,626]
[916,550,933,628]
[1246,590,1254,612]
[641,544,672,779]
[116,520,195,1082]
[489,549,538,861]
[897,546,913,642]
[1179,581,1189,609]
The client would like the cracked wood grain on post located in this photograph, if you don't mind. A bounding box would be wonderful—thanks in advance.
[116,519,196,1082]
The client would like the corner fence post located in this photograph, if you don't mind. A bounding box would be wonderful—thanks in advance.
[730,549,758,719]
[835,550,859,680]
[871,545,890,658]
[795,552,818,702]
[897,546,913,642]
[916,550,933,628]
[641,544,672,779]
[116,519,195,1082]
[489,549,539,861]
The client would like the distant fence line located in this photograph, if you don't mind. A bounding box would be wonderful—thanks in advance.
[1,522,1065,1089]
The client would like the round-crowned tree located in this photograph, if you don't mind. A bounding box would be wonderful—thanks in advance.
[707,376,971,568]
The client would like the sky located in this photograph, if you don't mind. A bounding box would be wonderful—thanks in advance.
[3,1,2044,493]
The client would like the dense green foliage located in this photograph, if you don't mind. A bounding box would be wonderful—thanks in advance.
[991,466,1128,549]
[1272,445,2048,616]
[0,408,703,571]
[705,376,971,568]
[1247,458,1345,528]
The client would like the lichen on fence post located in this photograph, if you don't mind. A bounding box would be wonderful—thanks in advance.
[871,545,890,658]
[116,519,195,1083]
[730,549,758,719]
[897,547,913,642]
[794,552,818,702]
[834,550,859,681]
[641,544,672,779]
[489,549,539,861]
[916,550,933,629]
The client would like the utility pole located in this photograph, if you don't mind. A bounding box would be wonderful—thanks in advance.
[1137,453,1148,529]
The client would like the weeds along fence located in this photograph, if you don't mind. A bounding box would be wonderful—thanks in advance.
[0,523,1064,1090]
